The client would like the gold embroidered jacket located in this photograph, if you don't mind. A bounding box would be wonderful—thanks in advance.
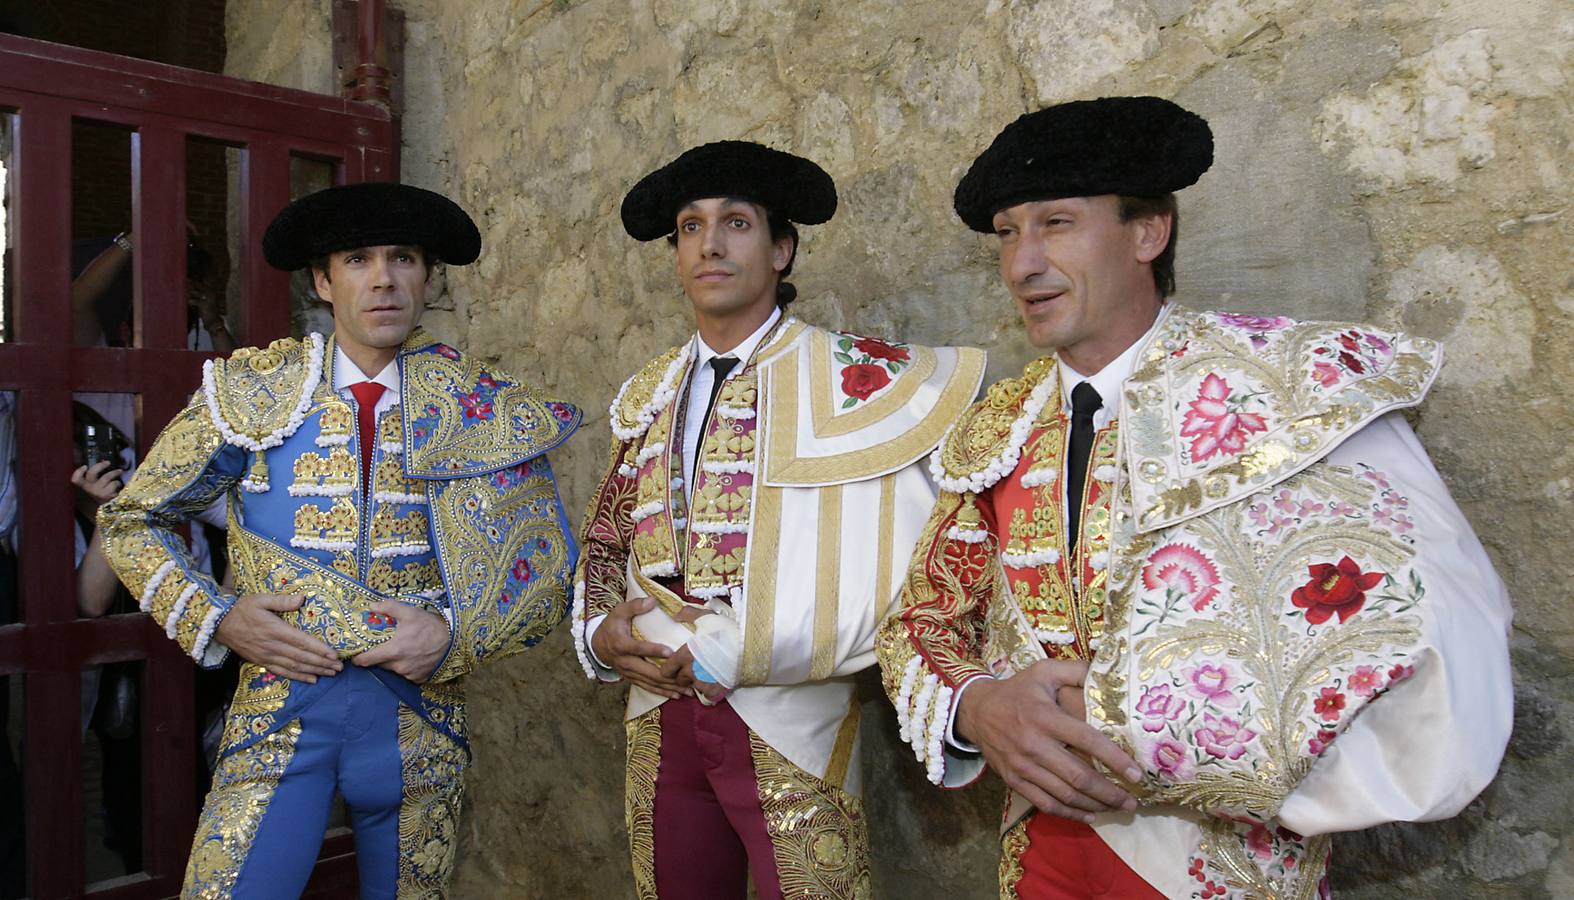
[99,328,580,755]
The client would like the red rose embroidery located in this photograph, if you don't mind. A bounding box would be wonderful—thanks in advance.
[1291,556,1384,624]
[1313,686,1346,721]
[852,337,910,363]
[840,363,891,401]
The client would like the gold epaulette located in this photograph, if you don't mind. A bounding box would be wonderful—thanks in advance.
[203,333,325,452]
[928,357,1057,494]
[610,344,689,442]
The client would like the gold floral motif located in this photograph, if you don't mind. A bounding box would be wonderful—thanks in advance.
[998,818,1031,900]
[316,399,352,441]
[396,705,467,899]
[211,336,318,444]
[625,708,661,900]
[367,558,444,597]
[932,358,1052,483]
[182,720,303,899]
[374,456,427,499]
[293,496,358,546]
[370,506,432,548]
[749,733,872,900]
[1197,818,1332,900]
[291,447,356,491]
[612,344,687,438]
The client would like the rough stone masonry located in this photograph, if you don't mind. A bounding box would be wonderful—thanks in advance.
[227,0,1573,896]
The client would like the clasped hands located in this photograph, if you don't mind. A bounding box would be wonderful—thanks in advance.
[215,594,448,683]
[956,659,1144,823]
[590,597,727,702]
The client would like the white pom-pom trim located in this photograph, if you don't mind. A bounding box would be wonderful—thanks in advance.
[634,443,666,467]
[925,685,954,785]
[701,459,755,475]
[895,657,922,743]
[908,674,938,758]
[138,560,178,613]
[630,500,665,523]
[1036,629,1077,645]
[192,604,226,663]
[688,584,733,600]
[315,433,350,447]
[640,561,679,578]
[714,405,755,421]
[671,517,687,531]
[617,464,639,478]
[571,580,597,680]
[380,441,403,455]
[1002,547,1061,569]
[203,333,324,452]
[930,371,1057,493]
[290,536,356,552]
[164,583,200,640]
[1093,464,1116,482]
[1088,551,1109,572]
[946,525,990,544]
[240,475,270,494]
[288,483,353,498]
[373,490,427,505]
[610,344,692,442]
[371,542,432,559]
[1020,467,1059,488]
[690,521,749,535]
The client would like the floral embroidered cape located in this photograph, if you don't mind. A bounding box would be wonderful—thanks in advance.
[877,309,1513,899]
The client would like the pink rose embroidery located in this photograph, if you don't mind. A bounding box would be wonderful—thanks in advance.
[1217,313,1293,332]
[1348,665,1385,698]
[1388,663,1415,684]
[1246,823,1276,861]
[1308,728,1338,756]
[1182,663,1240,707]
[1142,543,1222,612]
[1135,684,1187,733]
[1194,712,1258,760]
[1180,373,1268,462]
[1151,738,1191,778]
[1311,361,1343,388]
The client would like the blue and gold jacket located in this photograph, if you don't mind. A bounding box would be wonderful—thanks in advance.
[99,328,579,758]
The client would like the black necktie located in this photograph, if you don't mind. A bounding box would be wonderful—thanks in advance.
[693,356,739,483]
[1066,382,1103,557]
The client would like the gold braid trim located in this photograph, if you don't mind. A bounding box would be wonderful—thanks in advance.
[750,733,873,900]
[625,708,661,900]
[181,720,303,899]
[395,706,467,899]
[998,817,1031,900]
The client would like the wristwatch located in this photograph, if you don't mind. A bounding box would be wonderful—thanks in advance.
[112,232,133,253]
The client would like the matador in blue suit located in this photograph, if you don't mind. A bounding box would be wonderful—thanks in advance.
[99,183,580,898]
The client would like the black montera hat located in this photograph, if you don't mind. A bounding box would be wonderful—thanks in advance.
[953,96,1213,233]
[262,182,482,271]
[620,141,837,242]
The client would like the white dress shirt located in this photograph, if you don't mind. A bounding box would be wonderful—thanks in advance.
[680,306,781,501]
[332,344,401,415]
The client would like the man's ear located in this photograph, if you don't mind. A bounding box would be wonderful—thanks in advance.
[312,265,334,304]
[773,235,794,273]
[1133,212,1173,265]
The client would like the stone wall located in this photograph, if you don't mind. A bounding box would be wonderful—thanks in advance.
[225,0,1573,896]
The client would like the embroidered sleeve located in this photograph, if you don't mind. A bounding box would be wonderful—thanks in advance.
[876,488,1000,784]
[427,453,578,683]
[98,392,247,668]
[571,433,639,679]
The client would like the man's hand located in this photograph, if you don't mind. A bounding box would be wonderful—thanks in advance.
[956,659,1142,823]
[658,644,728,702]
[590,597,687,699]
[352,601,450,683]
[73,461,124,508]
[215,593,342,683]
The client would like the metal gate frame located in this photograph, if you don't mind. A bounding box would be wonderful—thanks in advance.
[0,25,397,898]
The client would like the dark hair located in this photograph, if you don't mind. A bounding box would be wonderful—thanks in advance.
[308,248,435,283]
[666,198,801,307]
[1117,193,1179,298]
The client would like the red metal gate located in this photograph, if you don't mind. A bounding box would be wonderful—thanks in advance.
[0,31,397,899]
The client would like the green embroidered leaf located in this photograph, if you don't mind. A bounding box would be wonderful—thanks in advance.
[833,351,856,365]
[841,397,858,409]
[838,337,854,352]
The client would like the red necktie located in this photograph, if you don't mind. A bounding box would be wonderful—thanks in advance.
[348,381,386,489]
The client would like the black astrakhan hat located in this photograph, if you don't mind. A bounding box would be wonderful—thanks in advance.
[262,182,482,271]
[953,96,1213,233]
[620,141,837,241]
